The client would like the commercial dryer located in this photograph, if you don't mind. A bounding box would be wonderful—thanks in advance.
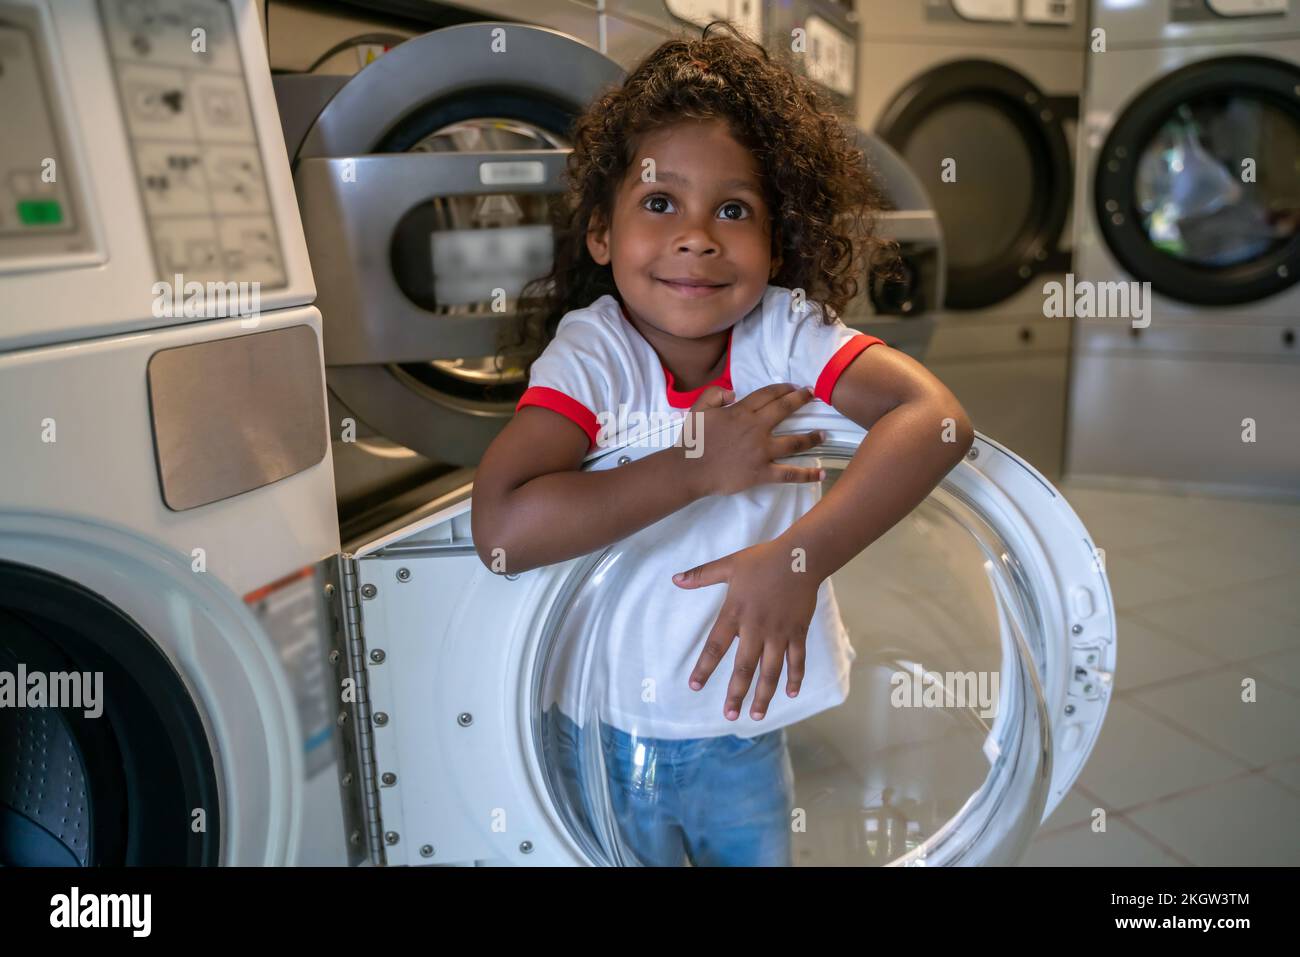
[860,0,1088,479]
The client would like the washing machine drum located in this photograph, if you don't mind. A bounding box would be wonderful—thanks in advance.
[876,60,1074,311]
[292,24,625,466]
[1095,55,1300,306]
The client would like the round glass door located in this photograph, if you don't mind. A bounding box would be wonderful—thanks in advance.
[531,444,1058,867]
[877,60,1073,310]
[1095,56,1300,305]
[385,115,570,404]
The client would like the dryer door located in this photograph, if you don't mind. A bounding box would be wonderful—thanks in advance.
[342,404,1114,867]
[1094,55,1300,306]
[877,59,1075,310]
[291,22,624,467]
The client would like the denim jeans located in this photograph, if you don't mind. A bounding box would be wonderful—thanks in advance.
[541,706,795,866]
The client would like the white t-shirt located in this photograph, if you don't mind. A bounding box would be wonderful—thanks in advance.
[514,284,885,739]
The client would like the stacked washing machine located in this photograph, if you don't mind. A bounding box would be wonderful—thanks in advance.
[270,0,945,537]
[0,0,355,866]
[860,0,1088,481]
[1067,0,1300,497]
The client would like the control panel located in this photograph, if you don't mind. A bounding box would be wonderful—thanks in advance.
[0,3,97,271]
[98,0,286,287]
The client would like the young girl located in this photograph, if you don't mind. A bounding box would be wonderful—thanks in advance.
[471,24,974,866]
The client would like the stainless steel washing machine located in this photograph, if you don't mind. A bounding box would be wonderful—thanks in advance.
[1067,0,1300,496]
[859,0,1088,481]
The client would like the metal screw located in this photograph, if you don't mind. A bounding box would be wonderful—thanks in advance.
[397,567,411,582]
[381,772,396,786]
[341,772,353,786]
[617,455,631,466]
[384,831,399,846]
[519,840,534,854]
[336,711,348,726]
[1071,624,1083,635]
[349,830,362,846]
[1064,704,1075,716]
[1087,653,1097,664]
[360,583,377,600]
[370,649,386,664]
[1084,683,1093,694]
[457,712,473,727]
[373,712,389,727]
[328,649,341,664]
[324,583,336,597]
[966,447,979,461]
[420,844,435,858]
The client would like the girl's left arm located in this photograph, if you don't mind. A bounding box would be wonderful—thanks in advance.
[672,345,973,723]
[775,344,974,581]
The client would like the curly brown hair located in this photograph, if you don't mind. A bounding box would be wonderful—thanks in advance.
[510,20,896,369]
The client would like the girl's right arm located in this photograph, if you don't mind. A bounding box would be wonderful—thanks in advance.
[470,383,824,575]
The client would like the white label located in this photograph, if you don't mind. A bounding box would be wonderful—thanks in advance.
[479,160,546,186]
[952,0,1017,23]
[1023,0,1076,25]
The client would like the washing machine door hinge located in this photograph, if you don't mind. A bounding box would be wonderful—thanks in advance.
[332,553,388,866]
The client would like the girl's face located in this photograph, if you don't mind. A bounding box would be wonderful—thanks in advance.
[586,118,781,340]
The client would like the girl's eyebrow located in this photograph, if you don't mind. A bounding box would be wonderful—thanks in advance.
[648,170,762,195]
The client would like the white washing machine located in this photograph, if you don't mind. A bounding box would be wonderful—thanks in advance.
[1067,0,1300,496]
[0,0,357,865]
[335,407,1116,866]
[859,0,1088,480]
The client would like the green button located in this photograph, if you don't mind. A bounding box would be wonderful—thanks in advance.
[17,199,63,225]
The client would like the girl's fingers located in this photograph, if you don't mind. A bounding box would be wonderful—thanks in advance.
[749,643,786,720]
[771,430,825,457]
[785,640,806,698]
[687,384,734,412]
[689,611,738,691]
[723,630,763,721]
[771,464,827,484]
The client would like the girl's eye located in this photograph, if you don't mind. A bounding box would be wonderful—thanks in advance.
[642,195,751,220]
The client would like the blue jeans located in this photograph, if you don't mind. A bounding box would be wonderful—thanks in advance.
[541,706,795,866]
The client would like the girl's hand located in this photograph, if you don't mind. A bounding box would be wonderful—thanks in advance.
[681,384,826,498]
[672,539,822,721]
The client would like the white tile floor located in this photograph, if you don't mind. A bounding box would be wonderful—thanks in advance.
[1019,483,1300,866]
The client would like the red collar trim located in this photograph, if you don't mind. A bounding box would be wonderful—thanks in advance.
[617,301,734,409]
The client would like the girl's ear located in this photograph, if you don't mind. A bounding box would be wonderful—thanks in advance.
[586,208,612,266]
[769,223,783,279]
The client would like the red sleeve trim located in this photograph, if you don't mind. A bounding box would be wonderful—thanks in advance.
[515,386,600,450]
[814,334,884,405]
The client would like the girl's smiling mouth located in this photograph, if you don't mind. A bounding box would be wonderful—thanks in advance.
[656,277,731,298]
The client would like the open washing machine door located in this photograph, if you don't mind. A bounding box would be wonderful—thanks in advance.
[333,404,1115,867]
